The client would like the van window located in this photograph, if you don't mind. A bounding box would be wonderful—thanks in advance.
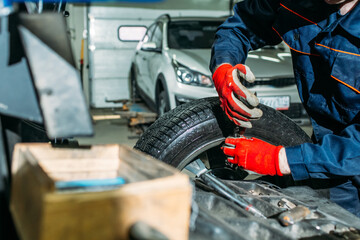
[118,26,147,41]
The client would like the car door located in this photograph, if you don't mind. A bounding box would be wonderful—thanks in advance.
[147,22,163,101]
[134,24,155,94]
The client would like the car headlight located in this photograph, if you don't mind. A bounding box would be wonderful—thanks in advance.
[173,62,213,87]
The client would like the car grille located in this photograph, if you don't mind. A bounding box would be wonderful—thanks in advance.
[279,102,306,119]
[243,78,296,88]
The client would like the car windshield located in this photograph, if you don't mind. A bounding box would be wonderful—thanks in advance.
[168,20,222,49]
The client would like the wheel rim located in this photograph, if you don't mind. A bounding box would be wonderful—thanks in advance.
[177,138,224,170]
[177,137,248,180]
[157,92,167,116]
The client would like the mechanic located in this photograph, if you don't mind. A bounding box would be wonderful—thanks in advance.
[210,0,360,217]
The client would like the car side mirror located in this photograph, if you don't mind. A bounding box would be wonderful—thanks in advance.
[141,42,161,53]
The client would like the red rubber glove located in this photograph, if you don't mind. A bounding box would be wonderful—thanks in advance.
[222,137,283,176]
[212,64,262,128]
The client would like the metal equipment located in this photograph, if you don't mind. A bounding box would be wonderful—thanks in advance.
[186,159,267,219]
[189,174,360,239]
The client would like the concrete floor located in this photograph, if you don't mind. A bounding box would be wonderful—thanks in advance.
[75,104,153,148]
[76,118,140,148]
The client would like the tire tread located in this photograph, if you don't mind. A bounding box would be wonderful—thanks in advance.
[135,97,311,166]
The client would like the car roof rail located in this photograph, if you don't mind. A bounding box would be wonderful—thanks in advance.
[156,14,171,22]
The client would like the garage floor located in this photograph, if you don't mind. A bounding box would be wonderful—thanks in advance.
[75,108,313,148]
[75,114,141,148]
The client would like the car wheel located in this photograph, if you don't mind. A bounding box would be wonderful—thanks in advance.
[156,89,170,116]
[130,66,140,102]
[135,97,312,184]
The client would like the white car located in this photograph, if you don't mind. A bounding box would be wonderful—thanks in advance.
[131,14,310,125]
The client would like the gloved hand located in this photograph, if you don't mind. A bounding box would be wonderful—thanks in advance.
[212,64,263,128]
[222,137,284,176]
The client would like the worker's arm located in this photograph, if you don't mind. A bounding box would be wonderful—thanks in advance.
[223,124,360,179]
[286,124,360,180]
[210,0,281,72]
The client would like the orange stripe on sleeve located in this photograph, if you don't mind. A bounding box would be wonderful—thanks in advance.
[280,3,318,26]
[331,75,360,94]
[316,43,360,57]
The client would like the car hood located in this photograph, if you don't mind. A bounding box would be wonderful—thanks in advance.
[167,47,294,78]
[246,47,293,78]
[168,49,212,76]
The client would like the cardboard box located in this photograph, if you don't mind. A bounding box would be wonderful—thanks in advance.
[10,143,192,240]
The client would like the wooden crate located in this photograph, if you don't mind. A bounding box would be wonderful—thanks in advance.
[10,143,192,240]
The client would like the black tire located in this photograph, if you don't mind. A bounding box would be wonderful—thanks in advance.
[135,97,311,182]
[130,66,140,102]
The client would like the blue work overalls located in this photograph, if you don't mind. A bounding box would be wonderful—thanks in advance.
[210,0,360,217]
